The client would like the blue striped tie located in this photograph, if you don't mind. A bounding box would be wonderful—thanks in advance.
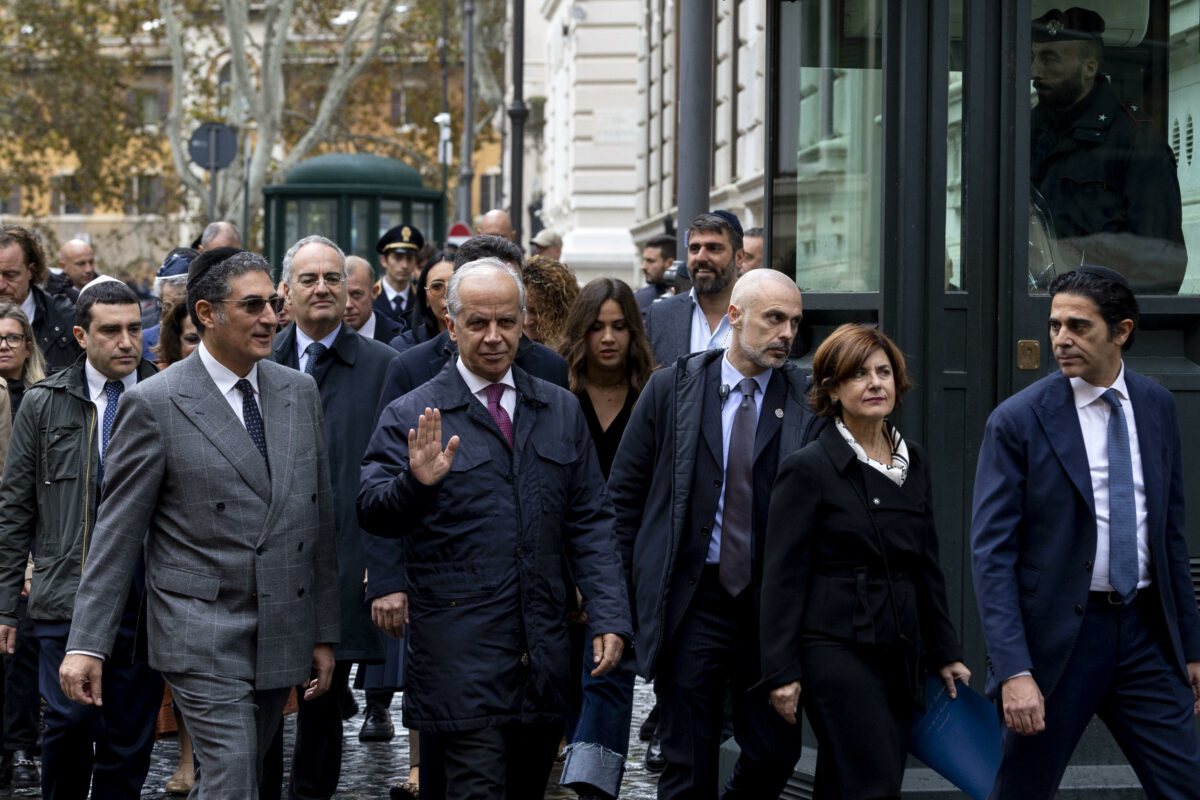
[98,380,123,488]
[1101,389,1137,602]
[303,342,326,375]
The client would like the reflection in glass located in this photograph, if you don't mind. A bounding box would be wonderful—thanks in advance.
[1027,2,1187,294]
[771,0,883,292]
[350,199,372,259]
[380,200,404,238]
[946,2,964,292]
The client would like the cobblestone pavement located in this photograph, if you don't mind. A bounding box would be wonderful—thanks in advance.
[0,672,661,799]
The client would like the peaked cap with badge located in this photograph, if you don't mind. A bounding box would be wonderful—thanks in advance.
[376,224,425,256]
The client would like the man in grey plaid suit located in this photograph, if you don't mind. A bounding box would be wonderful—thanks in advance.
[59,248,340,799]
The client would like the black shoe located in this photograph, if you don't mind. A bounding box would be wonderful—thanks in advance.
[638,703,660,741]
[10,749,38,789]
[358,704,395,741]
[644,732,665,773]
[340,682,359,721]
[576,791,615,800]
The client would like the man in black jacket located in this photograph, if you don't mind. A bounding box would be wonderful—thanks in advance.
[1030,8,1186,293]
[268,235,398,800]
[609,269,818,800]
[0,226,81,373]
[0,277,161,798]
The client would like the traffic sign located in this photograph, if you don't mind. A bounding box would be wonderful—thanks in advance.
[447,221,472,245]
[188,123,238,171]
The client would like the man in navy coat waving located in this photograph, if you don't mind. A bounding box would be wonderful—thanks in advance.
[358,258,630,799]
[971,265,1200,798]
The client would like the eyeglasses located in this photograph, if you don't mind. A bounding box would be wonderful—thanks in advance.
[0,334,27,349]
[426,280,448,294]
[215,295,286,316]
[294,272,344,289]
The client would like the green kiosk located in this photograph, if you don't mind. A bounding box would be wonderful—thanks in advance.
[262,152,445,277]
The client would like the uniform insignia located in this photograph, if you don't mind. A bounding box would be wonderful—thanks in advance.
[1098,114,1107,122]
[401,226,412,242]
[1046,19,1061,36]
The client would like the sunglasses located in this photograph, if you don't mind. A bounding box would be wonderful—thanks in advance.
[215,295,286,316]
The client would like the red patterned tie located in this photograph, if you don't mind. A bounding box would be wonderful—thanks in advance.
[484,383,513,447]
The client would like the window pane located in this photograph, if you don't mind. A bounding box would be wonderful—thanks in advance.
[1027,1,1190,294]
[379,200,403,238]
[350,199,372,260]
[771,0,883,292]
[947,0,965,291]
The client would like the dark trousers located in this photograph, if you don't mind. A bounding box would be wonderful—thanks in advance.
[801,638,912,799]
[420,722,563,800]
[35,620,162,800]
[3,596,40,752]
[287,660,355,799]
[656,567,804,800]
[992,590,1200,800]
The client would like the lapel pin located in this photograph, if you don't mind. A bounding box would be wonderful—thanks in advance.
[775,408,784,418]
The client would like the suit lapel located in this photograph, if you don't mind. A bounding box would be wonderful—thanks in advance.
[700,357,723,466]
[1032,373,1095,517]
[671,296,693,361]
[260,363,297,537]
[753,369,785,463]
[1127,371,1166,523]
[273,324,300,370]
[172,357,272,504]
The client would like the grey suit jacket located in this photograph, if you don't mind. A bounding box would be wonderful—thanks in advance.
[643,291,695,366]
[66,352,340,690]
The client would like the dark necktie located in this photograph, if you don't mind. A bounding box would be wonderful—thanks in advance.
[1101,389,1137,602]
[236,378,270,469]
[720,377,758,597]
[98,379,123,487]
[303,341,326,375]
[484,383,513,447]
[392,293,404,317]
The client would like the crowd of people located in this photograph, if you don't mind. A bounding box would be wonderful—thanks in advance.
[0,185,1191,800]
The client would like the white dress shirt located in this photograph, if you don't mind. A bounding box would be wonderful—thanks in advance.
[198,341,261,428]
[295,326,339,374]
[357,311,377,340]
[20,293,36,328]
[380,279,412,313]
[1071,365,1151,591]
[706,356,771,564]
[688,289,732,355]
[456,357,516,422]
[84,360,138,464]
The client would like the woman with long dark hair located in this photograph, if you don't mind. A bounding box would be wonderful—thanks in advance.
[409,252,454,343]
[557,278,655,800]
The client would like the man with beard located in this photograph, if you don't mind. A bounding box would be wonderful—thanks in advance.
[610,269,817,799]
[1030,8,1186,294]
[644,212,742,365]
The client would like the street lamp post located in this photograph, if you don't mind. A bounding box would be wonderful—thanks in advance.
[508,0,528,243]
[457,0,476,224]
[676,0,715,234]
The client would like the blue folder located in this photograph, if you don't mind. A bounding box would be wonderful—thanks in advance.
[909,675,1003,800]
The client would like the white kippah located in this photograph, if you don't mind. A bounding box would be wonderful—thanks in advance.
[76,274,125,299]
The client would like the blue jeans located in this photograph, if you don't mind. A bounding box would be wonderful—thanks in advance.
[561,627,637,798]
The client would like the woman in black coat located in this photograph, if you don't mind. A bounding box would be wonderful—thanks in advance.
[760,323,970,799]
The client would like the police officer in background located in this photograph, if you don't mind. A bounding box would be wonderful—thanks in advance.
[1031,7,1187,294]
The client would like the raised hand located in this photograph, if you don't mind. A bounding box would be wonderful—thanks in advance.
[408,407,460,486]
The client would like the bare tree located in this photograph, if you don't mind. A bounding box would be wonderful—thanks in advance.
[160,0,404,226]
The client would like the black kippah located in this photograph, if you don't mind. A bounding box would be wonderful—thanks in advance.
[1075,263,1132,291]
[187,246,243,289]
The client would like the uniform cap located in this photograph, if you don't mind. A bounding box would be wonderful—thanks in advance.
[1033,7,1105,44]
[376,224,425,255]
